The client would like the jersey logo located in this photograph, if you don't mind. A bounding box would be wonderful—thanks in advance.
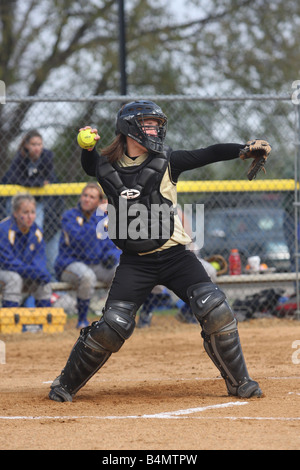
[120,189,140,199]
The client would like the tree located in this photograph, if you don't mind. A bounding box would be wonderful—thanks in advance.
[0,0,183,162]
[0,0,299,177]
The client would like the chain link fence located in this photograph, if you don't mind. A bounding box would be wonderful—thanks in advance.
[0,94,299,324]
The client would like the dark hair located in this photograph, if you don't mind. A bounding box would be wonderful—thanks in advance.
[18,130,43,157]
[101,134,126,163]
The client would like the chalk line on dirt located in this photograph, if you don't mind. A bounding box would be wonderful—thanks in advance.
[1,401,300,422]
[0,401,247,421]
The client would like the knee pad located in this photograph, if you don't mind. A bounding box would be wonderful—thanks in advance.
[88,300,137,353]
[187,282,259,397]
[53,300,138,399]
[187,282,235,334]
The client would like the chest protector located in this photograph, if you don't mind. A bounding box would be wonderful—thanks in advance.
[96,152,175,253]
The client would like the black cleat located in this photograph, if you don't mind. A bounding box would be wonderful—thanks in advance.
[230,379,263,398]
[49,377,73,402]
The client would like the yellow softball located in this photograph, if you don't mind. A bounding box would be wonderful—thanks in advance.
[77,129,97,149]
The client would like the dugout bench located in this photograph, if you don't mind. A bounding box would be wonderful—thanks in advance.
[0,273,298,334]
[50,272,298,293]
[50,273,299,310]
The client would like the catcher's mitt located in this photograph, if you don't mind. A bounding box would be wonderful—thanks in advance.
[239,139,271,181]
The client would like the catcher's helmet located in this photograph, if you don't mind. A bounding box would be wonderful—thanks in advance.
[115,100,167,153]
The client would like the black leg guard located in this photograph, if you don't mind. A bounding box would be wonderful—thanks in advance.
[49,300,137,402]
[187,282,262,398]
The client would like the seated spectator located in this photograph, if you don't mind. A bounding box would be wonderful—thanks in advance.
[0,193,52,308]
[2,129,56,185]
[54,183,121,329]
[1,129,63,277]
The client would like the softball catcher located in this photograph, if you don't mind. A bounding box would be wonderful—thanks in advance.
[49,100,271,402]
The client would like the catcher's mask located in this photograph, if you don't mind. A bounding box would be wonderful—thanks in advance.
[115,100,167,154]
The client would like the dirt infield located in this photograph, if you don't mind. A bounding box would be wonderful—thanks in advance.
[0,315,300,451]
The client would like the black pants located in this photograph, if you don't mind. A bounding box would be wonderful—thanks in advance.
[107,244,211,310]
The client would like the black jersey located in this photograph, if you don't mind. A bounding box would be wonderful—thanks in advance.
[81,143,243,254]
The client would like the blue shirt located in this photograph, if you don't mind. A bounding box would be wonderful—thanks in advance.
[54,204,121,279]
[1,148,57,187]
[0,217,51,283]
